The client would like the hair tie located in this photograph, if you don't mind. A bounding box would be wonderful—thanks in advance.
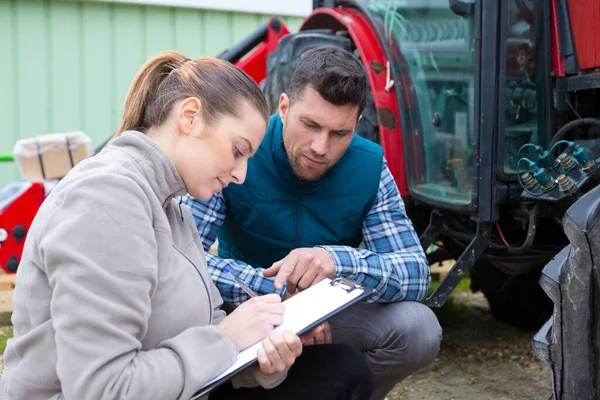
[169,58,191,76]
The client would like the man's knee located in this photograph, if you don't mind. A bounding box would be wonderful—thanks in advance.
[375,301,442,374]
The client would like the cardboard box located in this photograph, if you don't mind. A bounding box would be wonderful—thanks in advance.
[13,131,93,182]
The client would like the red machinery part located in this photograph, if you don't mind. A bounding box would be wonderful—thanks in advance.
[234,17,290,84]
[551,0,600,76]
[551,0,566,76]
[0,182,46,274]
[567,0,600,71]
[300,7,411,195]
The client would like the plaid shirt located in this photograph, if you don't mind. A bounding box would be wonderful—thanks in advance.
[182,159,430,306]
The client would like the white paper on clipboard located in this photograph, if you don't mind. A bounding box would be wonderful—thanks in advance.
[191,276,374,399]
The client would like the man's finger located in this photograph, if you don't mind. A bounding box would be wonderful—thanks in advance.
[262,258,285,278]
[314,331,327,344]
[300,336,315,346]
[323,322,332,344]
[306,323,324,337]
[284,258,308,294]
[296,266,319,291]
[298,323,322,344]
[273,255,300,290]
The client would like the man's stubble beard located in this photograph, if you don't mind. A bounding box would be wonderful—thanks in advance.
[282,123,329,182]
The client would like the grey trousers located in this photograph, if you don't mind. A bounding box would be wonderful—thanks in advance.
[328,301,442,400]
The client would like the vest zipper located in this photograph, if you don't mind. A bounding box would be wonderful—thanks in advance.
[176,248,213,322]
[296,182,302,248]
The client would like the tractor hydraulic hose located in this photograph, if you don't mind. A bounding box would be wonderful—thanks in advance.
[549,118,600,149]
[505,204,539,255]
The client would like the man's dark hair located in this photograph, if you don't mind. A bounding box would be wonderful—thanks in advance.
[288,46,368,114]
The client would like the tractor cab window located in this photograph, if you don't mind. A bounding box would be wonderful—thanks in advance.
[362,0,476,206]
[502,0,549,173]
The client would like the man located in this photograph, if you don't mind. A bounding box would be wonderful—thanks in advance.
[182,46,442,400]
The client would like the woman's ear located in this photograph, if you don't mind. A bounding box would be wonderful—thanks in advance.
[178,97,203,135]
[278,93,289,123]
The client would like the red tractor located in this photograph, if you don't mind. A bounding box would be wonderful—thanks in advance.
[1,1,599,397]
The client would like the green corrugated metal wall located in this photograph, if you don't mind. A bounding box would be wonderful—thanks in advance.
[0,0,303,187]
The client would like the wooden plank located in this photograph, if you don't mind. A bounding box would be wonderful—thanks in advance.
[0,290,14,314]
[0,274,16,313]
[0,275,16,291]
[0,274,16,284]
[430,259,454,280]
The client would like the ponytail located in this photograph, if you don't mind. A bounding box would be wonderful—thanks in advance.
[114,51,187,138]
[111,50,269,142]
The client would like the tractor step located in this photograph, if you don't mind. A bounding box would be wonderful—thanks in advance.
[532,316,553,367]
[538,245,570,304]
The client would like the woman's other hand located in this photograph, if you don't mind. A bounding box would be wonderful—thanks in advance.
[257,330,302,375]
[219,294,284,351]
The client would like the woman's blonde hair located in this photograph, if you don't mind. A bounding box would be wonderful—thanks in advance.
[114,50,269,138]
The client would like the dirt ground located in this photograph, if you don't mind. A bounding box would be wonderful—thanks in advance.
[386,291,553,400]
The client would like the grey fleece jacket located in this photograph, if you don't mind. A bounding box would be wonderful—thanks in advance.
[2,131,285,400]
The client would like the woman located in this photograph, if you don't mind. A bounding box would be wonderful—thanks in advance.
[2,51,374,400]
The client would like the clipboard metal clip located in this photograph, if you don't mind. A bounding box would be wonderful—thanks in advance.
[330,277,363,293]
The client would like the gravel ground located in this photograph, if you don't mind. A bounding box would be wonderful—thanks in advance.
[386,291,553,400]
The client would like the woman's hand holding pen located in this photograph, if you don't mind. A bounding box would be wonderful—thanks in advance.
[218,294,285,351]
[219,293,303,375]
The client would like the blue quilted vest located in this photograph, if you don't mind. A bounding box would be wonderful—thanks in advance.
[218,114,384,269]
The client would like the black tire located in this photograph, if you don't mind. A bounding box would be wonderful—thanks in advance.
[263,29,380,144]
[470,261,553,329]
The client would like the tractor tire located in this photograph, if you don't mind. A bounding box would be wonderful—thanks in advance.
[263,29,380,144]
[470,261,553,329]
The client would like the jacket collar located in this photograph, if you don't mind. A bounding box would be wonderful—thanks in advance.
[108,130,187,208]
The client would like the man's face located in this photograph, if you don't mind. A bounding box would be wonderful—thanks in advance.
[278,86,359,181]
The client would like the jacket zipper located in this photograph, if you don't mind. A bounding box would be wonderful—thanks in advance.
[296,182,302,248]
[176,248,213,322]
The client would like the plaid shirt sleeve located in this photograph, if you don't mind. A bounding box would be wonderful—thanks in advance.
[180,193,286,306]
[320,158,431,303]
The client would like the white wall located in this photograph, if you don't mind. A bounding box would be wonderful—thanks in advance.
[94,0,313,16]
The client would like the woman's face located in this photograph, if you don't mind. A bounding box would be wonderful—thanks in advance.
[173,99,266,200]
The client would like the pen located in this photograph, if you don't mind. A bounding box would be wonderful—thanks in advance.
[223,266,258,298]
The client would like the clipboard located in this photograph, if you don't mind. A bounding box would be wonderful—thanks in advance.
[190,276,375,399]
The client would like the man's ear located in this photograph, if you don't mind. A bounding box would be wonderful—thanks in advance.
[178,97,202,135]
[278,93,289,122]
